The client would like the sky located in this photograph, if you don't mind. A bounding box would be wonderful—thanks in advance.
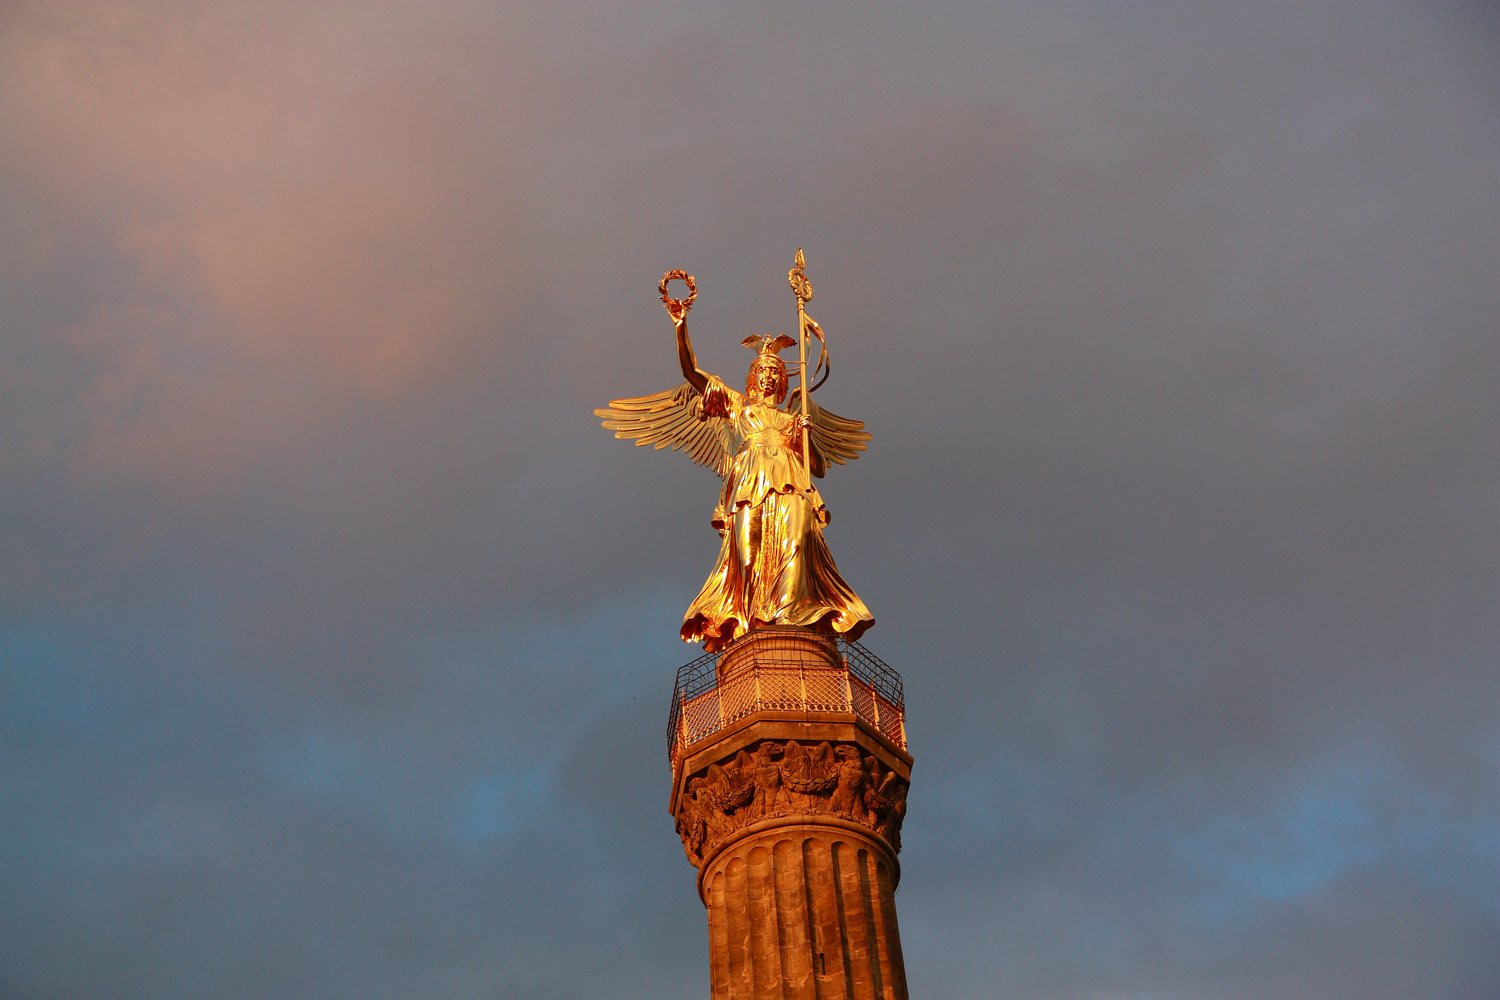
[1,2,1497,998]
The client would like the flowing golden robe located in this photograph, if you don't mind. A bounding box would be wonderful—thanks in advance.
[681,376,873,651]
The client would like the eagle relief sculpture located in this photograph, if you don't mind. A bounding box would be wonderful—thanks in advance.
[596,250,874,651]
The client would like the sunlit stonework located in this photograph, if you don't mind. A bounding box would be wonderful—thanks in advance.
[599,254,911,1000]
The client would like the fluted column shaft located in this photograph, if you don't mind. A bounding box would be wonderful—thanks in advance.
[701,824,907,1000]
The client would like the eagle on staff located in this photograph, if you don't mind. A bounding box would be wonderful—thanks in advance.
[596,252,874,651]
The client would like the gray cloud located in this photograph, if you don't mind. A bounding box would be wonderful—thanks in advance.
[2,2,1496,998]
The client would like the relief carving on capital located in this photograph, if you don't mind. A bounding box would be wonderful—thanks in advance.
[674,740,910,868]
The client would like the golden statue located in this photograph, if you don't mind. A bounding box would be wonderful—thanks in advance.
[596,251,874,651]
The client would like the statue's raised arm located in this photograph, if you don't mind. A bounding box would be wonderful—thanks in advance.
[594,272,731,475]
[596,259,873,652]
[674,314,709,396]
[660,268,709,394]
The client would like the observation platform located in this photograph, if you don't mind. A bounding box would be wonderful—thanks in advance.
[668,625,907,772]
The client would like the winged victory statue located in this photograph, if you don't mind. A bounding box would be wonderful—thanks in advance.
[596,252,874,652]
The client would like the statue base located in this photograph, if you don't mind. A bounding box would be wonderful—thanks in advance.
[668,627,912,1000]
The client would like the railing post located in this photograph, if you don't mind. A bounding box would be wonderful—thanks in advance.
[674,691,683,764]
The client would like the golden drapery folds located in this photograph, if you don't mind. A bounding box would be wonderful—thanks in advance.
[679,376,871,650]
[596,263,873,651]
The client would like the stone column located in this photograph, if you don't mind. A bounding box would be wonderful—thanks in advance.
[670,628,912,1000]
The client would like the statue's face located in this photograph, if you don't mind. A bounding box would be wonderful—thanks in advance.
[751,360,783,400]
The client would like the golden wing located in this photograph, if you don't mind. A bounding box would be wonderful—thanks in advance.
[785,388,872,478]
[596,381,732,476]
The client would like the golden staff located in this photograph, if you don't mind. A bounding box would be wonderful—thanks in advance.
[787,248,814,487]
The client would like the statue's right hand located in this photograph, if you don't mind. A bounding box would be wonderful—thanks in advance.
[659,269,696,323]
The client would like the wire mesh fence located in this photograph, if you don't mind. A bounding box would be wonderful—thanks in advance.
[667,627,906,768]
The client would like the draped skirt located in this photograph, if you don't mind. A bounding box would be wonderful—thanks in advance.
[681,491,874,652]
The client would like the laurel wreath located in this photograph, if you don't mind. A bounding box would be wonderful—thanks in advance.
[783,772,838,795]
[658,269,697,316]
[787,269,813,304]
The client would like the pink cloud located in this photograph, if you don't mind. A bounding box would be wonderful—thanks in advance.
[2,5,537,491]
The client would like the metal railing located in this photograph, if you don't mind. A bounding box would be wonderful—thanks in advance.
[667,627,906,768]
